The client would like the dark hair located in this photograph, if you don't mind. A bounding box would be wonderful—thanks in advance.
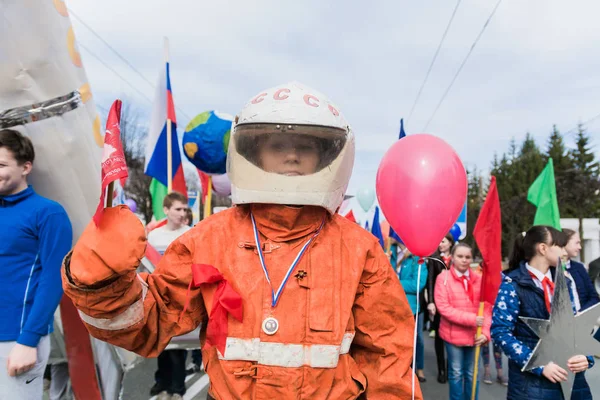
[0,129,35,165]
[163,191,187,209]
[508,226,566,270]
[562,228,577,242]
[451,242,473,256]
[184,208,194,227]
[440,233,455,252]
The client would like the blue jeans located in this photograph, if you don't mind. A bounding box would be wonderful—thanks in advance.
[445,342,479,400]
[415,313,424,370]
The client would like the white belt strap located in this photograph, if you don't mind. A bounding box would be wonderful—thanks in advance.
[218,332,355,368]
[78,274,148,331]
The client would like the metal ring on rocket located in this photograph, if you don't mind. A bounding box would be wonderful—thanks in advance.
[0,91,82,128]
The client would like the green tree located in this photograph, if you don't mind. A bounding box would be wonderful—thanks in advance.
[465,166,484,255]
[545,125,575,217]
[546,125,571,169]
[567,124,600,261]
[492,134,545,257]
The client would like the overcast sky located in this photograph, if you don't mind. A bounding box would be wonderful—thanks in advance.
[69,0,600,220]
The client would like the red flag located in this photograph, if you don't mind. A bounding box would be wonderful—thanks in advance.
[146,218,167,234]
[198,169,210,204]
[93,100,129,226]
[145,243,162,266]
[60,297,102,400]
[473,176,503,305]
[344,209,357,223]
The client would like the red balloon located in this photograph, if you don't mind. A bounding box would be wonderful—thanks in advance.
[376,134,467,257]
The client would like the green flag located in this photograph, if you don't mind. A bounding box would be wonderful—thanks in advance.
[149,178,168,220]
[527,158,561,229]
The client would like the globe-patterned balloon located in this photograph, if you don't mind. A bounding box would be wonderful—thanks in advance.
[183,110,233,174]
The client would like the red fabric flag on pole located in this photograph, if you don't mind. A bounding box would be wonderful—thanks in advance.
[93,100,129,226]
[344,209,357,223]
[473,176,503,305]
[198,169,210,204]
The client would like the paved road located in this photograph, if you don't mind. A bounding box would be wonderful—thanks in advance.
[120,354,209,400]
[123,336,600,400]
[420,333,507,399]
[45,335,600,399]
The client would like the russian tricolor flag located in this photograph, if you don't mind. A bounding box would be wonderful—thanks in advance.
[145,55,187,220]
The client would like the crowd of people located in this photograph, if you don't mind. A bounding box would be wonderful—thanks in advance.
[2,80,600,400]
[389,224,600,400]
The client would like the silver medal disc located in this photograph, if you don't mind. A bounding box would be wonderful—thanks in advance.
[262,317,279,335]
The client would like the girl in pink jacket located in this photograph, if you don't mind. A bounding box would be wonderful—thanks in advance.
[435,243,492,400]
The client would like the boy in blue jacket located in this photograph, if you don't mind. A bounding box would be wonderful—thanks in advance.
[0,129,72,398]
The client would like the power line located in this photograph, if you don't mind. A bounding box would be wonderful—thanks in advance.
[95,104,109,114]
[77,41,155,105]
[407,0,462,124]
[69,9,155,90]
[422,0,503,131]
[564,113,600,138]
[69,9,193,122]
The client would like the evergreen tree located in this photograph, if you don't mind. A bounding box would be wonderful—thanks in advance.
[492,134,545,257]
[568,124,600,261]
[546,125,571,169]
[545,125,575,218]
[465,167,484,255]
[519,133,546,185]
[508,138,518,161]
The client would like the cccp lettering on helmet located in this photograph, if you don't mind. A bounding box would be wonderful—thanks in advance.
[250,87,339,117]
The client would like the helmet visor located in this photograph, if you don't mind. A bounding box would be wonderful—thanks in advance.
[233,124,347,176]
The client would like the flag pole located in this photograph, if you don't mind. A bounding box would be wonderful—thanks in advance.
[203,176,213,218]
[471,301,485,400]
[106,183,114,208]
[167,123,173,193]
[164,37,173,193]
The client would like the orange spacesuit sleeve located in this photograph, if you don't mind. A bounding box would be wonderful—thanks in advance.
[351,241,423,399]
[62,211,206,358]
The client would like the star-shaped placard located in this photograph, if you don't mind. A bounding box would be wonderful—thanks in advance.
[520,266,600,400]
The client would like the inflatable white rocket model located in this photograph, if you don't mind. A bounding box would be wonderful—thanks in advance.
[1,2,202,398]
[0,0,102,238]
[1,1,121,399]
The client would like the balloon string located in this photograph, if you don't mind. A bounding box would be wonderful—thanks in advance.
[411,261,424,400]
[423,256,450,285]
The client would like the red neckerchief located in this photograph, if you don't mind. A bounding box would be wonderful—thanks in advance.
[528,271,554,313]
[451,267,474,304]
[180,264,243,355]
[442,255,452,267]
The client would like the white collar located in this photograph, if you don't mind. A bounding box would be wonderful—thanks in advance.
[526,263,552,282]
[455,268,470,278]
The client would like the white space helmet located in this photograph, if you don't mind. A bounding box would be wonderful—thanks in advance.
[227,81,355,214]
